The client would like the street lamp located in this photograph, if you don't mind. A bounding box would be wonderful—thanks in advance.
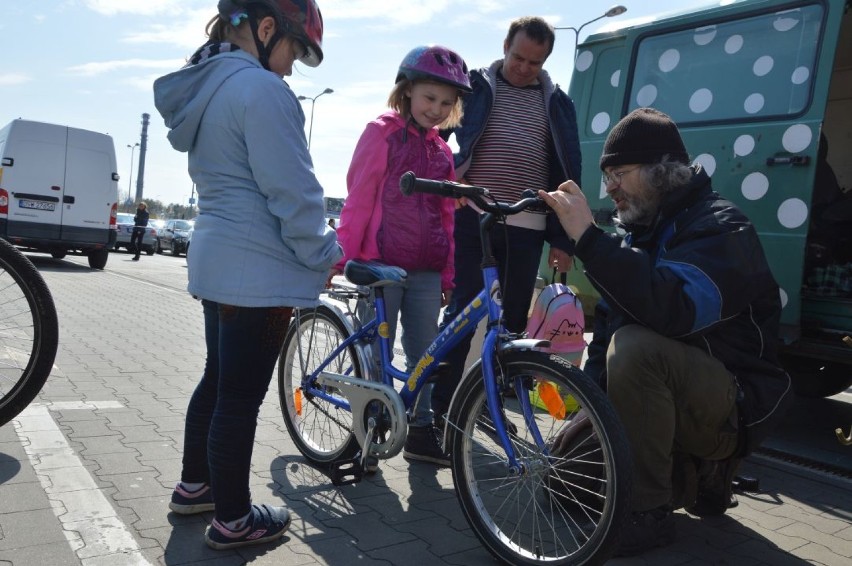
[127,143,140,204]
[555,5,628,59]
[297,87,333,150]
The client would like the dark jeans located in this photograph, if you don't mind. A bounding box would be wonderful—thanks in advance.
[181,300,292,521]
[432,206,545,416]
[130,227,145,256]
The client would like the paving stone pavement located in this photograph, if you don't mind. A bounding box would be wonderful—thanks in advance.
[0,256,850,565]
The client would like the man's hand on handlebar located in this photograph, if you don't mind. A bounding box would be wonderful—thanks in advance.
[538,181,596,242]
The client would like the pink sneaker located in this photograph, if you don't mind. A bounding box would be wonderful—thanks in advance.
[205,504,291,550]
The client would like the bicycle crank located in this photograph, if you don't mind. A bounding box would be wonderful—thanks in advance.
[317,371,408,458]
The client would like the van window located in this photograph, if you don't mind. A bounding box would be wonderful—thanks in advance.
[629,4,824,123]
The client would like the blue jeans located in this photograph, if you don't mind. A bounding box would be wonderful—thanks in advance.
[358,271,442,427]
[181,300,292,521]
[432,206,544,416]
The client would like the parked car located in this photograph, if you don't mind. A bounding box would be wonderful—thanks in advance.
[148,218,166,250]
[158,219,194,256]
[185,225,193,257]
[113,212,156,255]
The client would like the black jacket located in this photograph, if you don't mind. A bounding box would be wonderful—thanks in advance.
[579,166,792,454]
[134,209,150,228]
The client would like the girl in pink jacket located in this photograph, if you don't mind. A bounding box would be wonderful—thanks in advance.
[334,45,470,467]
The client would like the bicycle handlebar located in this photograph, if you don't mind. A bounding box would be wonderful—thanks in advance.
[398,171,546,215]
[399,171,488,199]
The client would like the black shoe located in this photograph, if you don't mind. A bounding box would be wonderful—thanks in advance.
[403,425,450,467]
[685,456,741,517]
[615,505,676,557]
[132,256,140,261]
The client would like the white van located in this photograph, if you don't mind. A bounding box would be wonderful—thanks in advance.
[0,119,118,269]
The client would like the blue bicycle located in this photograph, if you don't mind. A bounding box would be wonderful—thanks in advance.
[278,173,632,565]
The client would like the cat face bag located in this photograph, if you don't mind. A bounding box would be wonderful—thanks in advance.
[526,273,585,365]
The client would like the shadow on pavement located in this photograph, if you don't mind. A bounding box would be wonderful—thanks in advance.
[0,451,22,485]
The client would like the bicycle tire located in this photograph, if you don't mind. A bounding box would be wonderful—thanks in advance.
[278,305,362,465]
[0,239,60,427]
[448,351,632,565]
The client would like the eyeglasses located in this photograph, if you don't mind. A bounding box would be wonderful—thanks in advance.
[292,38,308,61]
[602,167,640,187]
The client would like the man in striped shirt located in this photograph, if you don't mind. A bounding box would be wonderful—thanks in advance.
[433,16,582,429]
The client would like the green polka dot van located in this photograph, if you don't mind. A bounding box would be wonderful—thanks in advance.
[557,0,852,397]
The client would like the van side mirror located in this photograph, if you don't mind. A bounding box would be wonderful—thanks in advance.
[112,173,120,181]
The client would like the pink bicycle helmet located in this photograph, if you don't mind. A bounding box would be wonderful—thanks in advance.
[218,0,324,67]
[396,45,471,92]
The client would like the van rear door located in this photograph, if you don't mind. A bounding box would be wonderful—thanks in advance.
[60,127,116,245]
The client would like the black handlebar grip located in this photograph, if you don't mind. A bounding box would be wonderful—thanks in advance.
[399,171,418,196]
[399,171,453,197]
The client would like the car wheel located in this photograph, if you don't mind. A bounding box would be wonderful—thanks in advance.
[88,248,109,270]
[145,246,155,256]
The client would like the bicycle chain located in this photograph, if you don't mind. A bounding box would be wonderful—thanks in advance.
[305,393,354,433]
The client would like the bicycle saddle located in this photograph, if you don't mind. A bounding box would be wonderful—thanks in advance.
[344,259,407,287]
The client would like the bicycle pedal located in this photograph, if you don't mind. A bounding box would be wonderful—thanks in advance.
[329,457,364,486]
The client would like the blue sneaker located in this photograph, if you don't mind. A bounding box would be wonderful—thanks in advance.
[205,504,291,550]
[169,482,215,515]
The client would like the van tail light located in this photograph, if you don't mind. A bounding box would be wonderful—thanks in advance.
[0,189,8,216]
[109,203,117,228]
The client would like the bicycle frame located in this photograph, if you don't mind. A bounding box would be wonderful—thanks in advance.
[298,207,549,470]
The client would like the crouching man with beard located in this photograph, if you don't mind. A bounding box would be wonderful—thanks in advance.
[539,107,793,556]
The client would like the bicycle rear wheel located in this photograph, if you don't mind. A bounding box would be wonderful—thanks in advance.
[448,351,632,565]
[0,239,59,427]
[278,305,361,464]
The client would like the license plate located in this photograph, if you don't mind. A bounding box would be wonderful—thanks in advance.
[19,199,56,211]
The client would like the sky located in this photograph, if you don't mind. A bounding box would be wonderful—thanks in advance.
[1,0,707,206]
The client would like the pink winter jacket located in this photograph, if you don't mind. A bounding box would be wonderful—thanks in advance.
[336,112,456,291]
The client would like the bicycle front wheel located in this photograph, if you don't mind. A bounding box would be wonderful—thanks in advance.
[278,305,361,465]
[448,351,632,565]
[0,239,59,427]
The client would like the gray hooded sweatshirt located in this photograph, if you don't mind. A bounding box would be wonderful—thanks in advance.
[154,49,341,307]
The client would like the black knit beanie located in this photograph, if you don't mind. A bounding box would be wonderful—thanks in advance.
[599,107,689,170]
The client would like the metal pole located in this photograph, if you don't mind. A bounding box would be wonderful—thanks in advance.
[135,113,150,203]
[555,5,628,59]
[307,99,317,150]
[297,88,333,150]
[127,143,139,204]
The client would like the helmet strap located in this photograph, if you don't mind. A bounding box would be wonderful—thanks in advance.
[247,16,286,71]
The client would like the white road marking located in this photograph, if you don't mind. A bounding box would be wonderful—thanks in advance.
[13,402,154,566]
